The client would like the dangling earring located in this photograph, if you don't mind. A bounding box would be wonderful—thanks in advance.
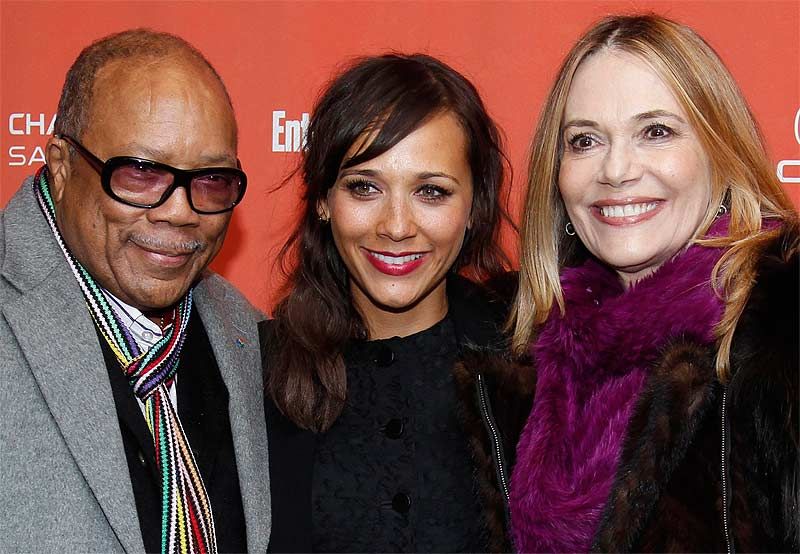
[565,221,576,236]
[716,204,728,218]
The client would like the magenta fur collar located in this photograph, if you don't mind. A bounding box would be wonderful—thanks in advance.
[509,228,726,553]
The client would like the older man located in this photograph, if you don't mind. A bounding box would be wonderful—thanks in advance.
[0,30,269,553]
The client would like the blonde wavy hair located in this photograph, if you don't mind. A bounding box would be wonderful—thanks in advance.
[511,14,796,381]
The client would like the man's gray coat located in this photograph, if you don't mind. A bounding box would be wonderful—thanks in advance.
[0,178,271,553]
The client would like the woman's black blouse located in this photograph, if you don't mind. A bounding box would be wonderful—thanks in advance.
[311,316,485,552]
[262,275,517,553]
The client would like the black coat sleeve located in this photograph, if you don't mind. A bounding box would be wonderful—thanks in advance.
[728,225,799,551]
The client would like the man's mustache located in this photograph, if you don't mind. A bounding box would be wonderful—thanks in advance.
[129,233,205,254]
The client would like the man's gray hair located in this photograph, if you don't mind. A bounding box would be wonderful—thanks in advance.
[54,28,234,141]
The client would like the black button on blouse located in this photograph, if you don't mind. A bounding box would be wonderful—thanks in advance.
[384,418,405,439]
[392,492,412,514]
[311,316,485,552]
[373,344,395,367]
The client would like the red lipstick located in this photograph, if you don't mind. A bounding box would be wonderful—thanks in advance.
[364,249,428,276]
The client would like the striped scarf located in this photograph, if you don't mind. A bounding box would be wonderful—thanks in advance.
[33,166,217,554]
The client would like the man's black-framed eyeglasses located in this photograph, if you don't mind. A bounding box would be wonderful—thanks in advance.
[58,134,247,215]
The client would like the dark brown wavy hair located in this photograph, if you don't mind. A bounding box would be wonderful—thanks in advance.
[267,53,510,432]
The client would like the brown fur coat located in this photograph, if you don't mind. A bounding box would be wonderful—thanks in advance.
[455,225,799,553]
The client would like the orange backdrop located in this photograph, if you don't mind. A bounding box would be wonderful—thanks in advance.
[2,1,798,313]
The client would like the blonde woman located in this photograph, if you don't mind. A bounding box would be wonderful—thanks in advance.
[461,14,798,553]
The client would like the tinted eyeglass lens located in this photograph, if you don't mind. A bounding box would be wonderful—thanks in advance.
[109,161,243,212]
[110,162,174,205]
[191,171,243,212]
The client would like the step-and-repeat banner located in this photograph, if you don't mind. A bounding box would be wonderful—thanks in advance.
[2,1,798,312]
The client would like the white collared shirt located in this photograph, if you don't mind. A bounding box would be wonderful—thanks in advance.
[101,289,178,413]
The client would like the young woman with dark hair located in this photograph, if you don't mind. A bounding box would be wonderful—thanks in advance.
[260,53,517,552]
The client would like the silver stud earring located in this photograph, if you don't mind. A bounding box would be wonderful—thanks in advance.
[716,204,728,218]
[565,221,576,236]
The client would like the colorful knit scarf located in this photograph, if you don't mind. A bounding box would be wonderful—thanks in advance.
[33,166,217,554]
